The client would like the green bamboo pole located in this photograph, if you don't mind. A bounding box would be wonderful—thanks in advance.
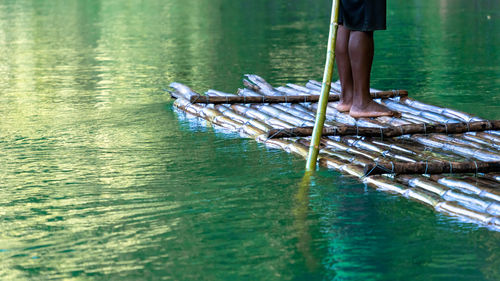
[306,0,340,171]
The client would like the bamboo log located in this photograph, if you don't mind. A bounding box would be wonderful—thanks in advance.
[169,82,201,100]
[247,76,413,128]
[363,161,500,176]
[402,98,477,122]
[396,98,500,143]
[267,120,500,139]
[411,135,500,162]
[186,90,408,104]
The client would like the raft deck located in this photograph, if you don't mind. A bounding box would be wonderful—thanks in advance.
[169,74,500,232]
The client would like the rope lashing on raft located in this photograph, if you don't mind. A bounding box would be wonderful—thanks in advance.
[331,127,338,137]
[241,120,254,127]
[485,202,496,214]
[191,95,201,104]
[398,125,404,137]
[363,161,395,178]
[266,128,295,140]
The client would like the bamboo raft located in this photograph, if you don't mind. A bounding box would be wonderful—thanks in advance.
[168,74,500,232]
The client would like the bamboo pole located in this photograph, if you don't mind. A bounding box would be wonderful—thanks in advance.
[363,161,500,176]
[306,0,341,171]
[186,90,407,104]
[267,120,500,139]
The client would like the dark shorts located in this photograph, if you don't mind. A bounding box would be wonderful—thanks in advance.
[338,0,386,31]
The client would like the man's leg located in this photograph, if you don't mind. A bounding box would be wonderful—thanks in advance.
[335,25,354,112]
[348,31,393,118]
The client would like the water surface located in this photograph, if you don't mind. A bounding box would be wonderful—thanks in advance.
[1,0,499,280]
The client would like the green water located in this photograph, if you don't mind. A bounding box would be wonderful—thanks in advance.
[1,0,499,280]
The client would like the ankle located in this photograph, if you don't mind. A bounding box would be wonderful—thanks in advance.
[352,97,375,109]
[339,98,352,105]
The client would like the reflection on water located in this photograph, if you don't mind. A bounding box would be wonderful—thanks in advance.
[0,0,499,280]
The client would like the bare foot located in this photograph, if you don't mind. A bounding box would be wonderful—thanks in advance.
[349,100,397,118]
[336,101,352,112]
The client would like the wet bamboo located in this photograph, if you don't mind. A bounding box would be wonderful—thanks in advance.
[429,176,500,203]
[238,83,347,130]
[251,96,406,175]
[186,81,486,179]
[381,99,461,123]
[172,91,500,230]
[318,140,500,223]
[244,75,278,94]
[305,0,340,171]
[172,81,499,228]
[320,136,459,165]
[186,90,407,105]
[363,160,500,176]
[462,134,500,150]
[239,84,496,164]
[171,86,272,142]
[402,98,480,123]
[186,81,494,190]
[396,175,500,215]
[307,116,469,164]
[267,120,500,139]
[394,97,500,143]
[175,93,302,153]
[431,134,491,151]
[237,89,317,127]
[410,135,500,162]
[470,132,500,144]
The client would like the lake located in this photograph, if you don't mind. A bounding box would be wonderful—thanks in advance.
[0,0,499,280]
